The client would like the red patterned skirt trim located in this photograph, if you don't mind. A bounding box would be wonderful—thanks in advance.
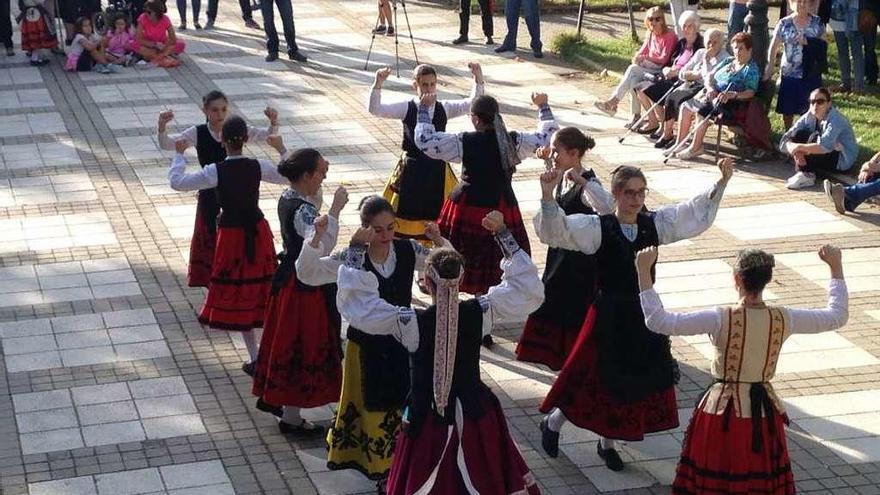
[187,202,216,288]
[673,406,795,495]
[516,316,581,371]
[21,19,58,51]
[251,276,342,408]
[539,305,679,440]
[197,220,276,331]
[437,194,531,295]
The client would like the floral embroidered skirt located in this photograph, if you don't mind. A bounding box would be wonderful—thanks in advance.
[326,340,402,480]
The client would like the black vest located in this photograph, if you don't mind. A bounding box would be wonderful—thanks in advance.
[347,240,416,411]
[402,101,447,158]
[216,158,265,261]
[452,130,518,207]
[195,124,226,234]
[595,213,658,298]
[406,299,486,436]
[272,194,308,293]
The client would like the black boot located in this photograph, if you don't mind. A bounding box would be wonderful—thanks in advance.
[539,418,559,458]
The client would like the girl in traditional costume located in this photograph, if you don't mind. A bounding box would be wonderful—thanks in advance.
[337,210,544,495]
[414,92,558,295]
[516,127,614,370]
[168,116,288,367]
[294,196,450,490]
[370,63,483,243]
[250,149,349,436]
[635,244,848,494]
[535,159,733,471]
[158,91,279,289]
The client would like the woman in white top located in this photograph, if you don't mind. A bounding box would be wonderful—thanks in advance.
[635,244,848,494]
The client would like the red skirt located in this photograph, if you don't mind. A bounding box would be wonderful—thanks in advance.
[516,317,580,371]
[251,276,342,408]
[387,392,541,495]
[188,202,216,288]
[539,306,679,440]
[198,220,276,331]
[673,406,795,495]
[437,195,531,295]
[21,18,58,52]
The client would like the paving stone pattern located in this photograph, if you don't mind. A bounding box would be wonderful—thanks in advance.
[1,1,879,494]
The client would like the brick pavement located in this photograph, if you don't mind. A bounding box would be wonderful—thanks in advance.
[1,0,880,494]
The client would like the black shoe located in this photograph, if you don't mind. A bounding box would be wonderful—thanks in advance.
[288,50,308,63]
[495,44,514,53]
[649,129,663,140]
[30,59,50,66]
[194,22,203,30]
[636,125,660,135]
[451,36,468,45]
[279,419,326,436]
[265,52,279,62]
[373,25,387,34]
[178,22,187,30]
[256,398,283,417]
[533,49,544,58]
[539,418,560,458]
[481,334,494,348]
[597,441,624,471]
[485,37,494,45]
[5,47,13,57]
[245,19,261,29]
[241,361,255,376]
[654,136,675,149]
[386,26,395,36]
[204,18,215,29]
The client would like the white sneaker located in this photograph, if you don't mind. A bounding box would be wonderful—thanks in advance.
[786,171,815,190]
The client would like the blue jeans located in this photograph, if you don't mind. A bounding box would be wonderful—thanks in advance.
[502,0,541,51]
[262,0,297,54]
[844,175,880,211]
[834,30,865,90]
[177,0,202,23]
[728,2,748,42]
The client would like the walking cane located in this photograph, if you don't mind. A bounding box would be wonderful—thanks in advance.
[618,78,684,144]
[663,80,735,165]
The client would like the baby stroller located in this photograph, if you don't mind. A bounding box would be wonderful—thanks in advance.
[95,0,137,32]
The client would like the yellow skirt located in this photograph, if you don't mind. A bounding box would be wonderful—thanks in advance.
[382,162,458,244]
[326,341,402,480]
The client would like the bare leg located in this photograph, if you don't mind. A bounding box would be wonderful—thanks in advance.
[636,91,657,127]
[783,114,794,129]
[380,0,393,28]
[661,118,675,139]
[675,106,695,147]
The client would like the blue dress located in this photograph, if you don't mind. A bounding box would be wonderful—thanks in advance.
[773,14,825,115]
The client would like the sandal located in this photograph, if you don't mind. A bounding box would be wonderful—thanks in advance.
[594,100,617,117]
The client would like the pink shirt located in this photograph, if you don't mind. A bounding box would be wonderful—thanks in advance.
[137,13,172,44]
[106,30,134,55]
[638,30,678,66]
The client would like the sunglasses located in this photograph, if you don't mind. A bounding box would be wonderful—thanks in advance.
[649,17,663,22]
[809,98,828,105]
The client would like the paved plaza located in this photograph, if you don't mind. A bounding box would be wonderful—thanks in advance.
[1,1,880,494]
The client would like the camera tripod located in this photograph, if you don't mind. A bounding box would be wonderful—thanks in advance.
[363,0,419,76]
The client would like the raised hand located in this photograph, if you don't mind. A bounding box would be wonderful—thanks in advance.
[539,168,562,199]
[329,185,349,217]
[718,157,734,185]
[531,92,548,107]
[158,109,174,129]
[374,67,392,88]
[818,244,842,267]
[350,226,376,246]
[468,62,483,83]
[419,92,437,109]
[175,139,188,154]
[635,246,658,274]
[481,210,505,233]
[424,222,443,244]
[566,168,588,186]
[309,214,330,248]
[535,145,552,162]
[264,106,279,124]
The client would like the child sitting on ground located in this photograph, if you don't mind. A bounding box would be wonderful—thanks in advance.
[103,13,135,65]
[66,16,116,74]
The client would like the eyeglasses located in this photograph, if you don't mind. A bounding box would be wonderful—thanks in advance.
[649,16,663,22]
[621,188,649,199]
[809,98,828,105]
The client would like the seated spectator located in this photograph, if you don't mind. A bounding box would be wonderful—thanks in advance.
[131,0,185,68]
[593,7,678,128]
[666,32,759,160]
[780,87,858,189]
[825,152,880,213]
[634,11,703,138]
[65,16,116,74]
[765,0,826,129]
[59,0,100,46]
[651,28,729,149]
[103,13,135,66]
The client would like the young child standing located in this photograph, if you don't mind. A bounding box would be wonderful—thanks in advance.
[103,13,135,65]
[167,117,289,368]
[158,92,279,290]
[66,17,116,74]
[17,0,58,66]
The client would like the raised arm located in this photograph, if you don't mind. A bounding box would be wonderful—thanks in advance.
[366,67,410,119]
[533,169,602,253]
[411,222,453,272]
[654,158,733,245]
[636,247,723,338]
[257,135,290,185]
[441,63,486,119]
[786,245,849,334]
[513,93,559,160]
[247,106,280,141]
[157,111,196,151]
[168,144,217,191]
[336,229,420,352]
[414,93,465,163]
[294,188,349,285]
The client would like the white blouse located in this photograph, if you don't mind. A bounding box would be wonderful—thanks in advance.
[533,182,726,254]
[366,82,485,120]
[295,237,451,287]
[638,279,849,341]
[283,189,340,258]
[569,177,616,216]
[336,248,545,352]
[158,123,277,151]
[167,154,288,191]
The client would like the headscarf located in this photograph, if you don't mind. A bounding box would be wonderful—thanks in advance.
[425,264,463,414]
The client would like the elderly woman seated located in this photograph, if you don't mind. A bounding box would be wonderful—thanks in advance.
[646,28,729,149]
[780,87,858,189]
[665,31,760,160]
[593,6,678,128]
[632,11,703,137]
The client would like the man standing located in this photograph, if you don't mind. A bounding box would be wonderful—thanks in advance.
[262,0,306,62]
[495,0,542,58]
[863,0,879,85]
[205,0,261,29]
[452,0,493,45]
[2,0,13,56]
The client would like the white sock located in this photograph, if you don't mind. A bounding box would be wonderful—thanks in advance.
[241,330,258,362]
[31,52,39,62]
[546,408,567,432]
[600,437,617,450]
[281,406,302,424]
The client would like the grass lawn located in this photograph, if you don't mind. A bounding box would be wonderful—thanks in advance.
[552,32,879,163]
